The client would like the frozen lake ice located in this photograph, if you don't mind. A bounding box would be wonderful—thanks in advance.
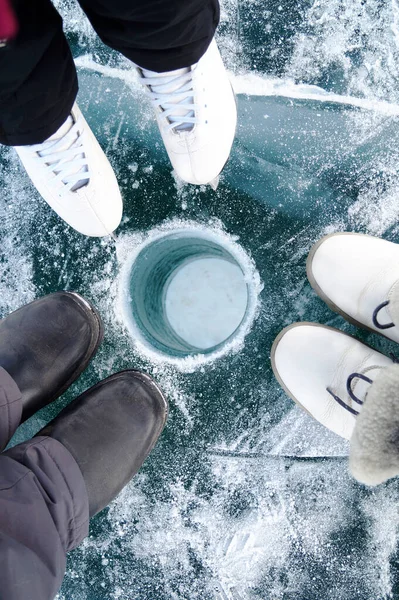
[165,257,248,349]
[2,0,399,599]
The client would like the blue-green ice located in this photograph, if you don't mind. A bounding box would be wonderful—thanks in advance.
[2,1,399,598]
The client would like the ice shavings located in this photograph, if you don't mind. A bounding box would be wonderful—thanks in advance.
[115,219,263,372]
[286,0,399,105]
[76,54,399,117]
[59,449,399,600]
[0,148,36,315]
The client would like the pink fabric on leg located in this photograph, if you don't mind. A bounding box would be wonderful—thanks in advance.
[0,0,18,41]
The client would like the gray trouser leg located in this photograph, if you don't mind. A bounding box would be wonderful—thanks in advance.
[0,366,22,451]
[0,436,89,600]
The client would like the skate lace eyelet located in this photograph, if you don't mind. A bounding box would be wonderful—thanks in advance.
[372,300,395,330]
[326,372,373,416]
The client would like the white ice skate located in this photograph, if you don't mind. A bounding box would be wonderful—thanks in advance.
[307,233,399,342]
[271,322,393,440]
[15,103,123,237]
[137,39,237,186]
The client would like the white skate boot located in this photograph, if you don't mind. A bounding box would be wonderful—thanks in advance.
[137,39,237,186]
[307,233,399,342]
[15,103,123,237]
[271,322,393,440]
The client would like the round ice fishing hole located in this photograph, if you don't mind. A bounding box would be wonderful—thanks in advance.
[124,229,252,359]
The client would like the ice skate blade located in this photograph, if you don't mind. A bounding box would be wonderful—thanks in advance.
[209,175,220,191]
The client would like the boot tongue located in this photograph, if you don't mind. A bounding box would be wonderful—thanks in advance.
[142,67,195,132]
[46,116,75,145]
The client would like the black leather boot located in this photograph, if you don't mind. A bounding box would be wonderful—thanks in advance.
[38,371,168,516]
[0,291,103,421]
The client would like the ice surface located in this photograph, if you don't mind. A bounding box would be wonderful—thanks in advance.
[116,221,262,371]
[165,258,248,350]
[1,0,399,598]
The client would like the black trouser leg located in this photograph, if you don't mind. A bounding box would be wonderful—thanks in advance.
[0,369,89,599]
[0,0,219,146]
[77,0,220,71]
[0,437,89,600]
[0,0,77,146]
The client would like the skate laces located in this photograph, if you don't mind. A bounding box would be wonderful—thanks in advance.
[373,300,395,330]
[139,67,199,132]
[32,116,90,194]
